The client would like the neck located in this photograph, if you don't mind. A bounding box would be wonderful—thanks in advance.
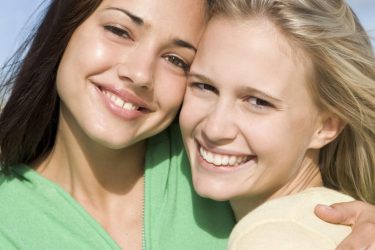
[230,150,323,221]
[33,110,146,210]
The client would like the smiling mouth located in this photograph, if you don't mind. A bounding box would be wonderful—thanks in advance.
[198,145,256,167]
[101,89,149,112]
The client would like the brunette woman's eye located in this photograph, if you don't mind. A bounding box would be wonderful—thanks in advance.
[104,25,131,39]
[164,55,190,72]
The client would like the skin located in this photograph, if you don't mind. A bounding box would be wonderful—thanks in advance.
[180,16,342,220]
[33,0,206,248]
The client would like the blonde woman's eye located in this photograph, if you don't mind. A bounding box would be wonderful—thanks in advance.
[191,82,217,93]
[248,96,272,108]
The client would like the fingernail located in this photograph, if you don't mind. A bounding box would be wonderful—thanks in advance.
[317,204,333,210]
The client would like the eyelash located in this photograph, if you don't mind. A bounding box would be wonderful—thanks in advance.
[191,82,218,93]
[247,96,273,109]
[192,82,273,109]
[104,25,131,39]
[164,55,190,72]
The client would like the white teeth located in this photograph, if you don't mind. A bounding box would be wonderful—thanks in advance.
[199,146,249,167]
[123,102,137,111]
[103,90,139,111]
[229,156,237,165]
[237,157,243,164]
[222,156,229,165]
[214,154,222,166]
[206,151,214,163]
[114,97,124,107]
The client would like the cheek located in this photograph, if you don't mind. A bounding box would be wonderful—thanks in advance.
[76,40,118,75]
[245,115,314,166]
[179,92,205,132]
[62,32,118,77]
[155,74,186,116]
[240,116,293,155]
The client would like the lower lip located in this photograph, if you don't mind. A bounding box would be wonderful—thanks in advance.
[95,85,147,120]
[195,145,255,174]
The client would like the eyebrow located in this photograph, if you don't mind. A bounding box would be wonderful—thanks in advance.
[188,73,214,83]
[105,7,144,26]
[242,86,283,104]
[190,73,283,103]
[174,39,197,53]
[104,7,197,53]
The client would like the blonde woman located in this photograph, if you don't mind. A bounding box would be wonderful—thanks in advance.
[180,0,375,249]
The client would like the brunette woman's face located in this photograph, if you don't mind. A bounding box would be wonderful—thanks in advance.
[56,0,206,148]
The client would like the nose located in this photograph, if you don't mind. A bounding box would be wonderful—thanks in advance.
[201,101,238,145]
[117,44,155,90]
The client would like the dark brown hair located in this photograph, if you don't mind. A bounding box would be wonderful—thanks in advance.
[0,0,102,172]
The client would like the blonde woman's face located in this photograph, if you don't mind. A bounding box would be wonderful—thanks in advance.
[56,0,206,149]
[180,17,325,206]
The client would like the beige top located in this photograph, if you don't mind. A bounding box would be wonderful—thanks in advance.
[228,187,354,250]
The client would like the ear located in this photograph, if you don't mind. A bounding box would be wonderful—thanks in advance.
[309,113,346,149]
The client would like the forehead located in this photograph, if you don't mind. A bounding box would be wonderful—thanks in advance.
[193,16,313,93]
[199,16,307,67]
[97,0,206,35]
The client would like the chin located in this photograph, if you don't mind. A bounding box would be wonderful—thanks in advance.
[96,135,143,150]
[85,128,139,150]
[193,179,233,202]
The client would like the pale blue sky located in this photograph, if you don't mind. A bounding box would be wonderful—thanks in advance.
[0,0,374,66]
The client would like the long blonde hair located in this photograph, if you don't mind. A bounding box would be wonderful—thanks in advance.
[209,0,375,203]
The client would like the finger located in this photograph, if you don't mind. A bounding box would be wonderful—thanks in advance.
[314,201,363,226]
[314,204,354,225]
[335,222,375,250]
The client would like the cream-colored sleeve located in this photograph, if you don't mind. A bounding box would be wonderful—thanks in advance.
[229,221,337,250]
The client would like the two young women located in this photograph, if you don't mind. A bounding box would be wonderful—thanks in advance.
[0,0,374,249]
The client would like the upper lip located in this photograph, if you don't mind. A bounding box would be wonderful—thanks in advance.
[94,82,153,111]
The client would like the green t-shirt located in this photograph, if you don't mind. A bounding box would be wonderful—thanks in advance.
[0,124,235,249]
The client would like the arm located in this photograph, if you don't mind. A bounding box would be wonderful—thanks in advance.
[315,201,375,250]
